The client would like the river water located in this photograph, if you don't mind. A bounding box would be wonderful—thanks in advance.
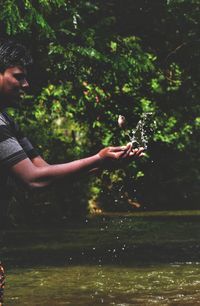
[2,212,200,305]
[4,263,200,305]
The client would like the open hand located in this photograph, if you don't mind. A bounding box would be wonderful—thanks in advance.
[98,143,145,168]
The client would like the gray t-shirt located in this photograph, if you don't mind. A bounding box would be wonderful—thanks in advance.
[0,111,39,199]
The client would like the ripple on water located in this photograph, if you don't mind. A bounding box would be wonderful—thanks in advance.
[4,263,200,305]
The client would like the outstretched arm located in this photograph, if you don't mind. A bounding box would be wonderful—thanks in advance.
[11,144,143,188]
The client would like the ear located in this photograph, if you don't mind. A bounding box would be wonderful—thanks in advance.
[0,74,4,90]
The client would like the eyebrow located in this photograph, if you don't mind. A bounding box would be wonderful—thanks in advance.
[12,66,27,75]
[13,72,27,77]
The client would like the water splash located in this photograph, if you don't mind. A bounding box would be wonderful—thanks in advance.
[118,112,156,149]
[129,112,156,149]
[117,113,156,209]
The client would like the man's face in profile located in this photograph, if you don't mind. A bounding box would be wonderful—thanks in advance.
[0,66,29,108]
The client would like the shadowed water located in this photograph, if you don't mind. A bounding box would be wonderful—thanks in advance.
[2,212,200,305]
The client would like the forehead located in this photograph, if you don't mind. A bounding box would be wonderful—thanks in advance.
[5,66,27,75]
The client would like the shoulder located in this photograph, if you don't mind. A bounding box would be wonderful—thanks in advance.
[0,112,19,136]
[0,112,9,126]
[0,112,27,168]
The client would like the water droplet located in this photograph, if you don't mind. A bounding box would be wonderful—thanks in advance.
[125,112,156,149]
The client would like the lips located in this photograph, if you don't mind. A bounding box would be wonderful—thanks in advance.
[10,91,25,101]
[19,91,25,97]
[16,91,25,99]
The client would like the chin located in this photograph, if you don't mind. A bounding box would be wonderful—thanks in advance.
[0,92,23,108]
[7,98,21,108]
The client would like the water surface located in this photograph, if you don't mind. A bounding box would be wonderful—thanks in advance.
[5,263,200,305]
[2,212,200,305]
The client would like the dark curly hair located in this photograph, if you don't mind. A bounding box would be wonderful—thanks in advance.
[0,40,33,73]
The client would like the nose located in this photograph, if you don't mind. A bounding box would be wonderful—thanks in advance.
[21,78,29,89]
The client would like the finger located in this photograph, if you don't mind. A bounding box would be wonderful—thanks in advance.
[132,147,144,155]
[122,144,133,157]
[139,152,146,157]
[128,151,137,157]
[129,150,146,157]
[126,142,133,149]
[130,148,139,156]
[136,147,145,155]
[119,143,132,155]
[110,145,129,152]
[129,148,140,156]
[115,150,128,159]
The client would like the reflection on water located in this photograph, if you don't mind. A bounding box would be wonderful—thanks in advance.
[5,263,200,305]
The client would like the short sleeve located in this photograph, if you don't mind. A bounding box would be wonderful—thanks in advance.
[0,124,28,168]
[19,136,39,160]
[0,112,39,168]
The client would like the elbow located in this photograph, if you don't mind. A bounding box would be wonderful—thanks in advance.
[24,178,52,190]
[12,161,53,189]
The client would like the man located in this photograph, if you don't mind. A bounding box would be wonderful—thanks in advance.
[0,40,144,302]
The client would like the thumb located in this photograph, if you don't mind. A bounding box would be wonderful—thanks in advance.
[109,146,128,152]
[115,150,128,159]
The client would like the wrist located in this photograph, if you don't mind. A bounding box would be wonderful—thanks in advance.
[95,153,105,168]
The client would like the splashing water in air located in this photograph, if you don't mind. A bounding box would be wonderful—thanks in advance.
[118,113,156,150]
[129,112,156,149]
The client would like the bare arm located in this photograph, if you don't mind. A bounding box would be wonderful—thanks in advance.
[12,153,101,188]
[31,155,99,176]
[31,155,49,167]
[10,144,144,189]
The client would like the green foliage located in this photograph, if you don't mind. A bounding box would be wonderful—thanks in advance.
[0,0,57,36]
[0,0,199,221]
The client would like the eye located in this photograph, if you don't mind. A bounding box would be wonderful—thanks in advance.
[14,73,27,84]
[13,73,26,82]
